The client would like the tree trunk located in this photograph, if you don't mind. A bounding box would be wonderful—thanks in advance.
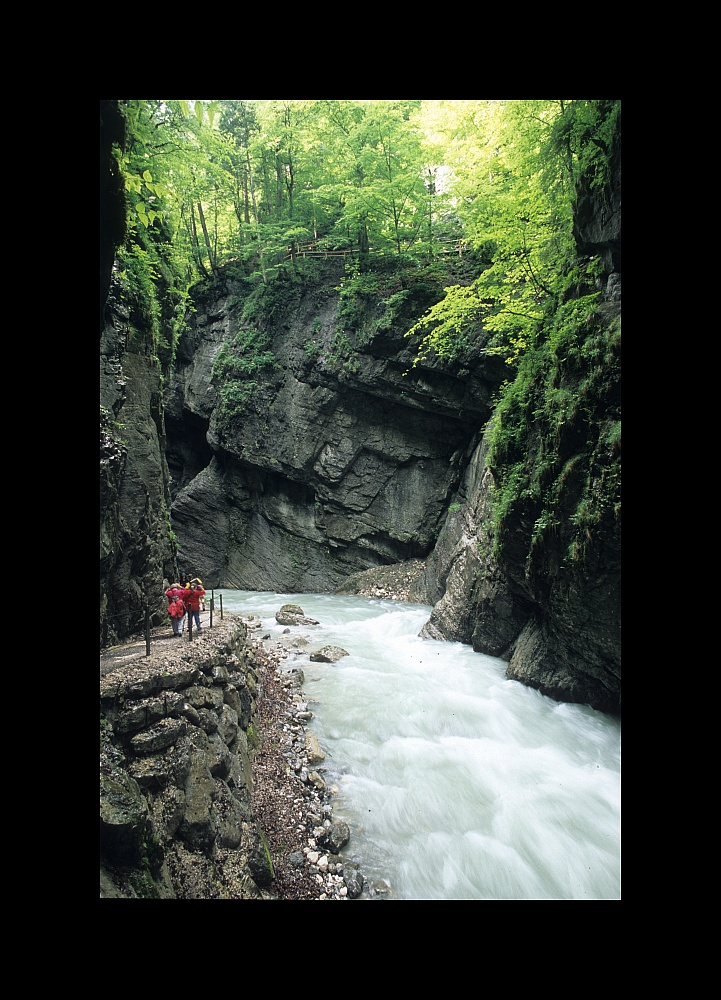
[197,201,217,276]
[243,172,250,225]
[246,149,268,284]
[188,204,210,278]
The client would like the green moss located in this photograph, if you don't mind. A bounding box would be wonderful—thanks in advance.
[212,326,279,422]
[487,294,620,569]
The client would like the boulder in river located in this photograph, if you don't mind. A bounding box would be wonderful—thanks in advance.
[310,645,350,663]
[276,604,321,627]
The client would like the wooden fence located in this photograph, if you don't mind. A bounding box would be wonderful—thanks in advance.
[285,238,467,262]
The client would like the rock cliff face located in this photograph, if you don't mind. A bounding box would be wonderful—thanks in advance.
[417,123,621,713]
[100,281,176,646]
[418,415,620,713]
[166,261,506,593]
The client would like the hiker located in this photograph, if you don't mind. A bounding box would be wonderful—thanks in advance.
[165,582,187,636]
[185,578,206,632]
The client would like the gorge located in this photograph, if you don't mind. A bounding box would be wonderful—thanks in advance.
[101,251,620,712]
[99,99,621,899]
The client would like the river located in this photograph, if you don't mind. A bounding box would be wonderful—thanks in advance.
[217,590,621,901]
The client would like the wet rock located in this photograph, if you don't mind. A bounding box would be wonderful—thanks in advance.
[310,645,349,663]
[304,731,325,764]
[276,604,321,627]
[318,818,350,854]
[343,865,365,899]
[308,770,326,792]
[99,765,150,865]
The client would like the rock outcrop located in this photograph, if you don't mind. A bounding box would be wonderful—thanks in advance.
[165,261,506,593]
[417,420,620,713]
[418,431,530,656]
[100,620,264,897]
[99,618,361,899]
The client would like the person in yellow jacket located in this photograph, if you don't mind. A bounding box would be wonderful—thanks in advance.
[184,576,206,612]
[184,578,206,631]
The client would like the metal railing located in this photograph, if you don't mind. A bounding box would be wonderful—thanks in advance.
[102,591,226,657]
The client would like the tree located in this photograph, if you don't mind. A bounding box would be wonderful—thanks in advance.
[306,99,428,257]
[408,100,584,363]
[219,101,260,238]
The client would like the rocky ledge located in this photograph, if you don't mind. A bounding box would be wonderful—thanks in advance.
[99,614,374,900]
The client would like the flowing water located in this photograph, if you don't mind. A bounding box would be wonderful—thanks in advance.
[217,590,621,901]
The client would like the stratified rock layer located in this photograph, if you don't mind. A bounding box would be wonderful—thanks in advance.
[164,261,505,593]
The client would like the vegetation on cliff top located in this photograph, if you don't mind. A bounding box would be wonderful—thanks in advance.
[108,100,616,353]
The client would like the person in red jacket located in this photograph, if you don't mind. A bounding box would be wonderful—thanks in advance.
[165,583,187,636]
[185,578,206,632]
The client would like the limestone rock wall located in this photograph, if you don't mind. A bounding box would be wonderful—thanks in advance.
[415,117,622,714]
[166,263,505,592]
[100,281,176,646]
[418,419,620,714]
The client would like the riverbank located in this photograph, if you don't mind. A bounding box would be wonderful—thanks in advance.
[244,616,365,900]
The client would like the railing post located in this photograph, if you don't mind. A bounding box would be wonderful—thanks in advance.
[220,593,224,620]
[145,605,151,657]
[210,591,214,629]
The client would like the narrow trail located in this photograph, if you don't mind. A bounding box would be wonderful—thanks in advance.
[99,608,218,677]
